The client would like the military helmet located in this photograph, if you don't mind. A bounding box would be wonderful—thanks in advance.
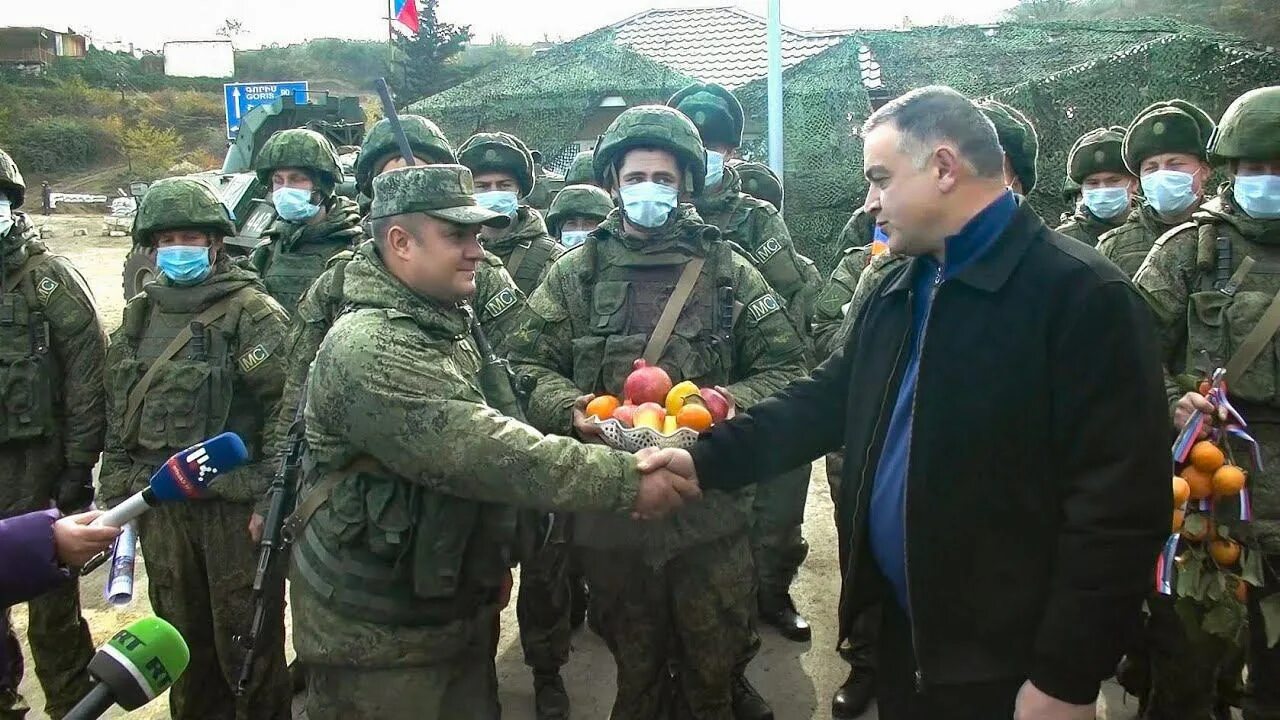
[1207,86,1280,165]
[668,82,745,149]
[457,132,536,197]
[0,148,26,209]
[564,151,596,186]
[732,160,783,211]
[254,128,344,194]
[1067,126,1131,184]
[593,105,708,195]
[546,184,614,235]
[132,177,236,246]
[356,115,456,197]
[1122,99,1215,174]
[977,100,1039,194]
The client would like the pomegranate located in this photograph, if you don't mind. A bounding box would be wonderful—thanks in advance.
[624,359,673,406]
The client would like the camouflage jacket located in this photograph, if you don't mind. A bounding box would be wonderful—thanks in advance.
[1097,202,1197,279]
[0,215,107,468]
[507,205,807,564]
[99,261,289,504]
[1054,205,1127,248]
[812,211,875,360]
[1134,191,1280,551]
[250,195,366,313]
[696,165,820,343]
[481,207,565,295]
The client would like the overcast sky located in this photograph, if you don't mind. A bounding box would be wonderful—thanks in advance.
[9,0,1021,50]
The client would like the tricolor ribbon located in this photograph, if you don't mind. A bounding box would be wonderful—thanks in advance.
[1155,533,1181,595]
[1239,487,1254,522]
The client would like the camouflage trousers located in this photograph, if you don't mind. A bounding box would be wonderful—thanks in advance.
[749,463,811,596]
[826,452,879,671]
[136,500,291,720]
[580,532,756,720]
[301,612,500,720]
[517,537,572,671]
[0,442,94,720]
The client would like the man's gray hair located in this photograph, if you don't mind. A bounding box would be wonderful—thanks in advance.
[862,85,1005,180]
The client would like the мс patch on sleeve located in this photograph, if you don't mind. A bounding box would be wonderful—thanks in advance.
[746,293,783,324]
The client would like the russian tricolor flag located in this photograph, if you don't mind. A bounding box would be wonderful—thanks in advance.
[393,0,420,35]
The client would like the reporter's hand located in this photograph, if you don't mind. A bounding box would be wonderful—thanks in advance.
[52,511,121,567]
[572,394,606,444]
[55,465,95,513]
[1173,392,1225,435]
[248,513,265,544]
[1013,681,1096,720]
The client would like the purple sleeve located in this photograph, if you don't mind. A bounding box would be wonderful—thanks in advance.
[0,509,71,607]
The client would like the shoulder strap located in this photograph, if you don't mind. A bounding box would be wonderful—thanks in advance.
[642,257,706,366]
[283,456,383,540]
[122,293,242,435]
[506,244,529,282]
[1225,280,1280,384]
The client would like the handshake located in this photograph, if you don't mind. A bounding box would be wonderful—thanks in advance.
[630,447,701,521]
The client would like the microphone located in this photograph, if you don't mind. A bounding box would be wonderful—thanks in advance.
[64,616,190,720]
[94,432,249,528]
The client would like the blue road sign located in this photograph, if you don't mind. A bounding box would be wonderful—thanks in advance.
[223,81,309,139]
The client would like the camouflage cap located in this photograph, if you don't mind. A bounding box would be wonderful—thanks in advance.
[133,177,237,246]
[668,82,745,148]
[732,160,783,211]
[370,164,511,228]
[546,184,614,235]
[564,150,597,186]
[1122,99,1215,173]
[457,132,536,197]
[977,100,1039,193]
[0,148,26,208]
[1207,86,1280,165]
[1067,126,1131,183]
[356,114,457,197]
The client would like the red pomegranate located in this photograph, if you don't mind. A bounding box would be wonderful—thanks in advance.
[623,359,673,406]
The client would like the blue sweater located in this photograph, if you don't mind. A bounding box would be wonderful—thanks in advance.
[868,191,1018,611]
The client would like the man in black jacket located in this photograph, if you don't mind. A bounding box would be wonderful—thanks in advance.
[638,86,1171,720]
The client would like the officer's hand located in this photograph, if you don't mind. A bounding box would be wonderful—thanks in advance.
[1013,680,1095,720]
[55,465,95,513]
[53,511,121,568]
[631,467,701,521]
[1174,392,1225,434]
[248,514,265,544]
[572,394,606,444]
[635,447,699,485]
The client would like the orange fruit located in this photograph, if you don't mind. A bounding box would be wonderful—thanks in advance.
[1172,476,1190,508]
[1212,465,1247,497]
[676,403,714,432]
[1235,578,1250,603]
[1189,441,1226,473]
[1210,538,1241,567]
[1172,508,1185,533]
[585,394,621,420]
[1182,466,1214,501]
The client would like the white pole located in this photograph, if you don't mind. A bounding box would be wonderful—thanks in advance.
[766,0,784,180]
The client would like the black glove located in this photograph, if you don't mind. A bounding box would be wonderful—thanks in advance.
[55,465,95,513]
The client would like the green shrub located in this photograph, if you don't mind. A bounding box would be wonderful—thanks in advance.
[8,117,116,173]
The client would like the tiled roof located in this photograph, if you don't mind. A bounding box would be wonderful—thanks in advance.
[607,6,850,89]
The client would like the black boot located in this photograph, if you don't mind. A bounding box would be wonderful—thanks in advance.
[759,590,811,642]
[533,669,570,720]
[831,668,875,719]
[732,674,774,720]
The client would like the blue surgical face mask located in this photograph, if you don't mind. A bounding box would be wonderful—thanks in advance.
[1234,174,1280,220]
[272,187,320,222]
[0,199,12,238]
[560,230,590,249]
[156,245,213,285]
[1141,170,1199,217]
[1082,186,1130,220]
[619,182,679,229]
[705,150,726,188]
[474,191,519,219]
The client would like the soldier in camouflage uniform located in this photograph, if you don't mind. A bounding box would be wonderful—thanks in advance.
[507,105,808,720]
[1097,100,1217,277]
[669,84,820,661]
[99,177,292,720]
[287,163,696,720]
[0,149,103,719]
[353,114,457,215]
[249,128,366,313]
[1133,85,1280,720]
[563,150,598,187]
[458,132,565,294]
[1054,127,1137,247]
[732,161,783,213]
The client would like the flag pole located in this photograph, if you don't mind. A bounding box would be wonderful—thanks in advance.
[386,0,395,74]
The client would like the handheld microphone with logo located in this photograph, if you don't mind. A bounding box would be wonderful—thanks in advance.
[64,616,190,720]
[93,432,249,528]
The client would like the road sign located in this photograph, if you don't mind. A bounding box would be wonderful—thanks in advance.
[223,81,309,139]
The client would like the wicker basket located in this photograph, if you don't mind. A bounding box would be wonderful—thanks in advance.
[589,417,701,452]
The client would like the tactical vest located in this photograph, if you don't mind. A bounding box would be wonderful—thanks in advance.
[112,292,247,454]
[0,252,57,443]
[262,239,351,314]
[291,309,514,626]
[503,236,559,296]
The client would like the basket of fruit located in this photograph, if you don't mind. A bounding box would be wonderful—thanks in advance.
[584,360,732,453]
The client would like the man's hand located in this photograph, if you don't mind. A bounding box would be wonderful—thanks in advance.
[1173,392,1226,435]
[1014,681,1096,720]
[53,511,121,568]
[631,466,702,520]
[635,447,698,484]
[248,513,265,544]
[572,394,606,444]
[55,465,95,513]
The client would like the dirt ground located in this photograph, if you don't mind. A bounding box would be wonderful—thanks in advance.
[10,215,1147,719]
